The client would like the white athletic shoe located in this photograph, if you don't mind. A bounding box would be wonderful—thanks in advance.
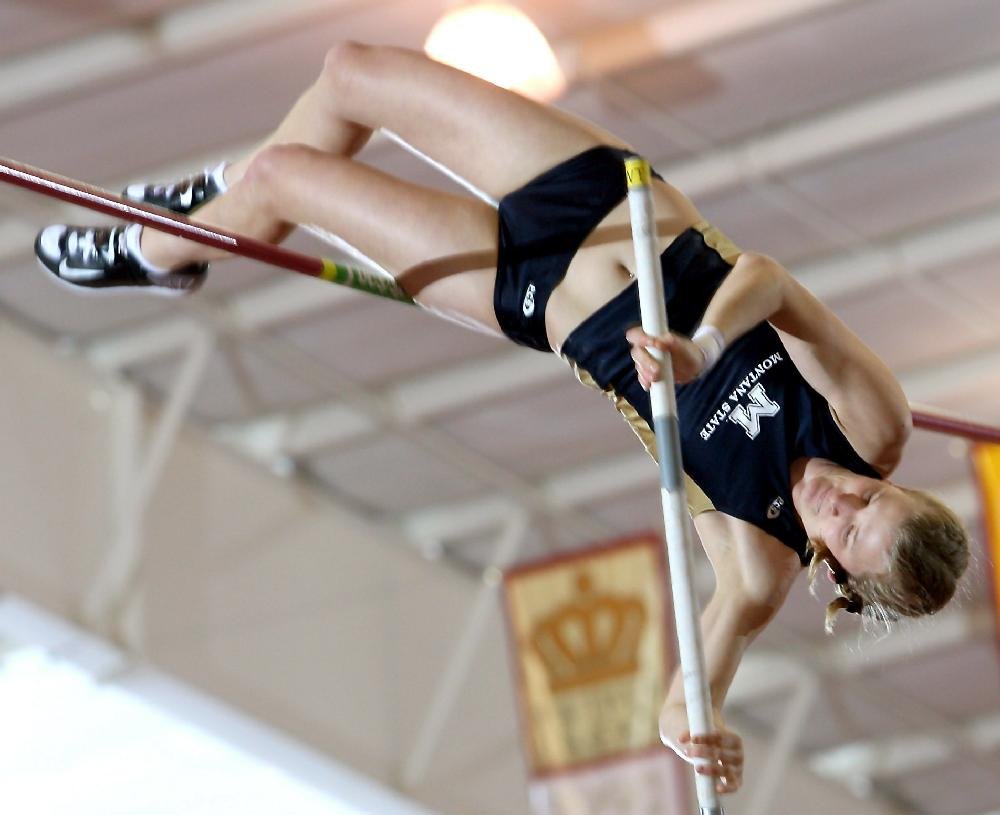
[34,224,207,295]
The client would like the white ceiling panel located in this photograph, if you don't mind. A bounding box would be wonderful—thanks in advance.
[274,299,505,389]
[696,182,850,261]
[890,430,973,488]
[135,339,337,422]
[783,113,1000,239]
[442,377,638,479]
[641,0,1000,142]
[834,279,991,372]
[307,434,493,515]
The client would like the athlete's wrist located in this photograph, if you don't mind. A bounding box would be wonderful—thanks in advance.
[693,324,725,374]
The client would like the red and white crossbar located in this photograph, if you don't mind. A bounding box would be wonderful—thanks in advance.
[0,156,414,305]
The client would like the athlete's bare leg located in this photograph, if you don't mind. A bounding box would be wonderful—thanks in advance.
[146,144,501,326]
[137,42,697,325]
[223,42,633,197]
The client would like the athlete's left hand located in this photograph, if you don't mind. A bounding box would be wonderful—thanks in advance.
[626,326,705,387]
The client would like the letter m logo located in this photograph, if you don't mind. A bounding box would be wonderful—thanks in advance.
[728,383,780,439]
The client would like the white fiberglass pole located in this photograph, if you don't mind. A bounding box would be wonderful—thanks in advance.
[625,157,722,815]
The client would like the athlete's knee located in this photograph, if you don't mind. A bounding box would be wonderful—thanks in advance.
[316,41,362,107]
[243,144,319,209]
[733,251,780,275]
[323,40,363,76]
[319,40,385,97]
[321,40,421,96]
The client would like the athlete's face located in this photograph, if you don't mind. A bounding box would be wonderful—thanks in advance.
[792,462,919,576]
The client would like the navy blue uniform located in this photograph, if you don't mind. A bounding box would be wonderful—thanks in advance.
[493,146,880,564]
[674,324,880,563]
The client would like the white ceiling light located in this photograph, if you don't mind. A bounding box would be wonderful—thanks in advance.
[424,3,566,101]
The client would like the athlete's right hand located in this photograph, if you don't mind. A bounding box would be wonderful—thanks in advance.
[626,326,705,387]
[659,703,745,795]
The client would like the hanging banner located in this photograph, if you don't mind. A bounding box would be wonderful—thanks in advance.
[973,443,1000,639]
[503,534,689,814]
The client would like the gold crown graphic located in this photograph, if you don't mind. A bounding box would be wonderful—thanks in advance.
[530,572,646,692]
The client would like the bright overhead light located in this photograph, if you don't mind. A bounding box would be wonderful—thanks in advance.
[424,3,566,102]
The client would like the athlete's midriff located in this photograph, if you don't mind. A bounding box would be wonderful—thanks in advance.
[545,185,701,352]
[493,145,702,353]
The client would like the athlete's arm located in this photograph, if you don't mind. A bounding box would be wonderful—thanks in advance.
[628,251,787,387]
[628,252,911,473]
[658,574,790,796]
[764,260,911,474]
[658,515,800,794]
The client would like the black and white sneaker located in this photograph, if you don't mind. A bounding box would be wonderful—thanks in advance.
[122,161,228,215]
[34,223,207,296]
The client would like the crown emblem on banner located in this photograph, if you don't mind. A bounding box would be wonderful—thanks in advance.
[530,572,647,692]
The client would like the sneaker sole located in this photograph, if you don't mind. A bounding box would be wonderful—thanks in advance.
[35,257,202,299]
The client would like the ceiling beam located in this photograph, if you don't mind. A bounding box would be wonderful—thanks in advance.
[559,0,863,81]
[402,450,653,543]
[0,0,863,121]
[86,275,362,371]
[733,603,996,773]
[662,59,1000,199]
[0,0,361,114]
[795,206,1000,301]
[211,350,563,460]
[0,31,155,112]
[809,712,1000,782]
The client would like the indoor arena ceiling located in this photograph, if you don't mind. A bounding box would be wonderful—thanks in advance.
[1,1,999,814]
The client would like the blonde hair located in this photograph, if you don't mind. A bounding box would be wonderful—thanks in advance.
[806,488,970,633]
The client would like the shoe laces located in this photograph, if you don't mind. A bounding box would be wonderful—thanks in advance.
[67,226,122,267]
[151,171,208,203]
[151,177,192,197]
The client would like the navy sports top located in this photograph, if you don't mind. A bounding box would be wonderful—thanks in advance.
[559,226,882,565]
[675,324,881,563]
[493,146,883,562]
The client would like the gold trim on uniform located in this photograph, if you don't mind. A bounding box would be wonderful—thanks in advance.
[562,356,715,516]
[557,220,743,517]
[693,220,742,266]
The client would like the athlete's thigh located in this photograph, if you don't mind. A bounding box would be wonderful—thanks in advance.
[331,42,634,201]
[259,144,501,331]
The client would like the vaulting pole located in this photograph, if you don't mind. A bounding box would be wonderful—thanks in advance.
[625,157,722,815]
